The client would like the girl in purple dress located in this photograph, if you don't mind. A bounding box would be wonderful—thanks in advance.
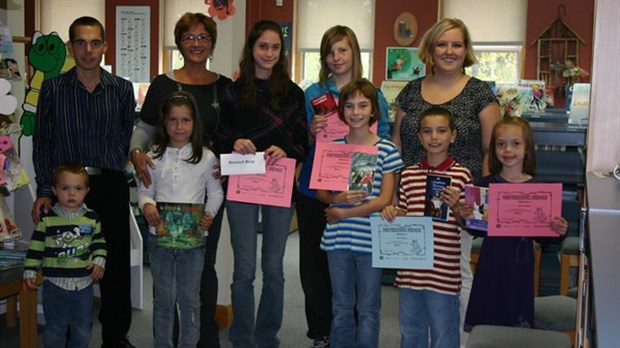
[457,116,568,331]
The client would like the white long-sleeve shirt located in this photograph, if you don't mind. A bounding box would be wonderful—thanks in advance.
[137,144,224,233]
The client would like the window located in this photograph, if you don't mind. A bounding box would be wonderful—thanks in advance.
[296,0,375,84]
[443,0,526,84]
[466,46,521,84]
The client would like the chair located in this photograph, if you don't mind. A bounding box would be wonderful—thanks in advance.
[466,325,571,348]
[559,236,580,295]
[535,295,577,344]
[470,238,542,297]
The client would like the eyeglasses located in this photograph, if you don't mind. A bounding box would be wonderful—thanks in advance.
[180,34,212,44]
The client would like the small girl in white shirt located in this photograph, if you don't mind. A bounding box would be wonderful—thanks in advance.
[137,90,224,347]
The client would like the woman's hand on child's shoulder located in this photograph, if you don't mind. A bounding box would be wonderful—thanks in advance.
[549,216,569,236]
[381,205,403,222]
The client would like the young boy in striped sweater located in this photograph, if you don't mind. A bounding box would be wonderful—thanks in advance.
[24,163,106,348]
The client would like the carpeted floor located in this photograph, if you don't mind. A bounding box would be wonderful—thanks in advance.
[0,232,564,348]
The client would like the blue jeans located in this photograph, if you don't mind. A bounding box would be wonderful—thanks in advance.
[227,201,293,348]
[149,238,205,348]
[399,288,460,348]
[42,280,94,348]
[327,250,382,348]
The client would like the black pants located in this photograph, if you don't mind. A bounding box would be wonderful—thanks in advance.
[85,170,132,346]
[198,203,225,347]
[295,192,332,339]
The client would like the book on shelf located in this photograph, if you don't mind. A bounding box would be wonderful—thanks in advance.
[464,186,489,231]
[424,175,451,221]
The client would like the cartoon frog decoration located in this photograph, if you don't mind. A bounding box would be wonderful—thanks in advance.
[21,31,75,136]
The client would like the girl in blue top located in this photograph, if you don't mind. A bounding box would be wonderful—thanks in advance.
[296,25,391,348]
[317,80,403,348]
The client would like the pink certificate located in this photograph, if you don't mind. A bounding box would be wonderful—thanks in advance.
[317,115,379,143]
[226,158,296,208]
[488,183,563,237]
[309,142,377,191]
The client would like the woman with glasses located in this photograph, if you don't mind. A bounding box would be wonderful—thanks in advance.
[128,12,231,348]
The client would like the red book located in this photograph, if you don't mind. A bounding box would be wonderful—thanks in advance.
[310,92,338,116]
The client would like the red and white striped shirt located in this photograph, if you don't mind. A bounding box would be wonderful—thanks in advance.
[395,156,473,295]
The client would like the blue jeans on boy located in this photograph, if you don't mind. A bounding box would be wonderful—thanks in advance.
[399,288,460,348]
[149,238,205,348]
[227,201,293,348]
[42,280,94,348]
[327,250,382,348]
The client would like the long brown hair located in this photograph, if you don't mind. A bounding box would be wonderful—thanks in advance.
[238,20,290,110]
[153,91,204,164]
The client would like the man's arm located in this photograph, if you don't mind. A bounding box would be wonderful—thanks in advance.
[32,81,56,223]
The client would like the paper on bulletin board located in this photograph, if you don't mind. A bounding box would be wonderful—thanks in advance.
[386,47,426,81]
[116,6,150,82]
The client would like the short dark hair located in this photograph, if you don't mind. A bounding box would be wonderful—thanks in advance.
[337,79,380,126]
[52,163,89,187]
[69,16,105,42]
[174,12,218,50]
[418,107,456,131]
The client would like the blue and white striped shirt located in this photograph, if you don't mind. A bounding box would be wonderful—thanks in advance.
[34,67,135,197]
[320,138,404,254]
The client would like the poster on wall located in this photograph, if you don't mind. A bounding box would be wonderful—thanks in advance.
[115,6,150,83]
[386,47,426,81]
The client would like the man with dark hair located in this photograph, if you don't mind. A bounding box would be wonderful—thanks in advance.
[32,16,136,348]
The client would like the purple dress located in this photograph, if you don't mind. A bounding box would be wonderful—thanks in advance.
[464,175,564,331]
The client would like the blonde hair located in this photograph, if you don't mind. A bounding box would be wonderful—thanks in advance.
[418,18,477,68]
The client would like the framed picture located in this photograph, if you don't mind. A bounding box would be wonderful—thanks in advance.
[386,47,426,81]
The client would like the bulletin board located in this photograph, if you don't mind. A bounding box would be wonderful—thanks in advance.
[115,6,150,82]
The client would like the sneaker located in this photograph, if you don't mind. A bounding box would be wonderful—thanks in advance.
[311,336,330,348]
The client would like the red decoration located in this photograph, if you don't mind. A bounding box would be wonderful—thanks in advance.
[205,0,236,20]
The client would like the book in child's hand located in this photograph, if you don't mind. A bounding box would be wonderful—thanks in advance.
[156,202,205,249]
[348,152,377,194]
[424,175,451,221]
[464,186,489,231]
[310,92,338,116]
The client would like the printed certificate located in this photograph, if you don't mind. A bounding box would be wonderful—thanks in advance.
[488,183,563,237]
[370,216,434,269]
[309,142,377,191]
[226,158,296,208]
